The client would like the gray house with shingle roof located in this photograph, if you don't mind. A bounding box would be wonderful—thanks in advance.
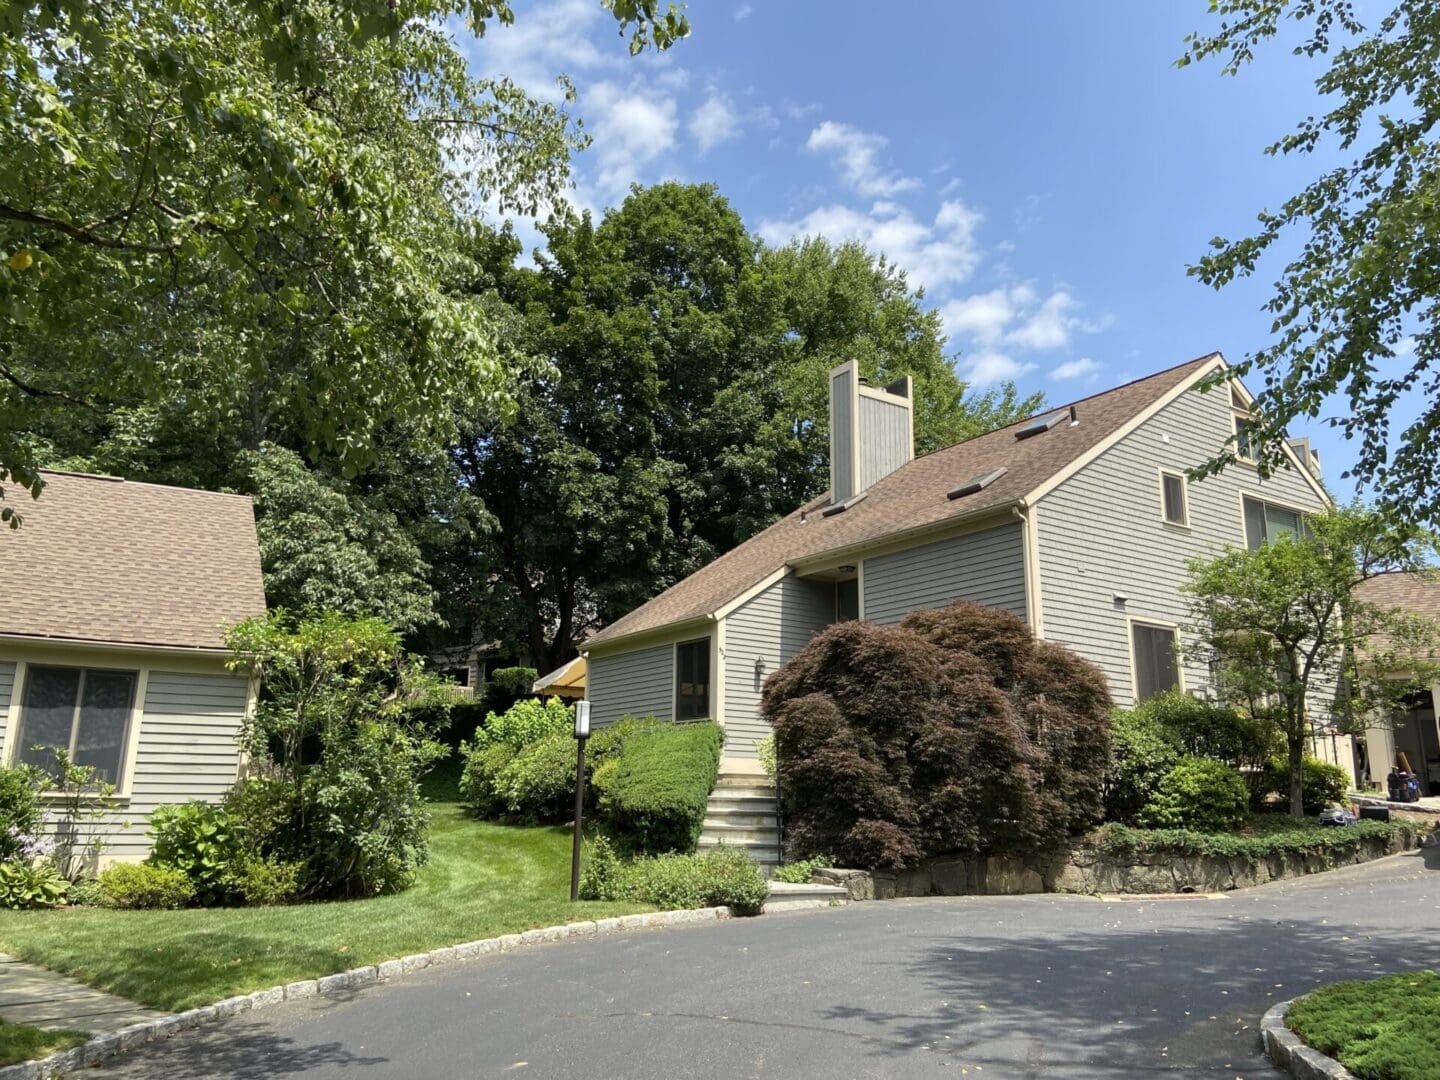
[0,471,266,863]
[584,353,1336,775]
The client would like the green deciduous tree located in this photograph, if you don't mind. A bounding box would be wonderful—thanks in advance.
[1183,505,1440,818]
[1180,1,1440,523]
[448,184,1042,670]
[0,0,688,524]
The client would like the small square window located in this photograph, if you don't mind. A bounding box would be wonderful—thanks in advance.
[1160,471,1188,527]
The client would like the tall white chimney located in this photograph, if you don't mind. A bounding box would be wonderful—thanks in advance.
[828,361,914,506]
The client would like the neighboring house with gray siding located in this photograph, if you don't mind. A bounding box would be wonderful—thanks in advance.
[0,471,266,865]
[584,355,1334,773]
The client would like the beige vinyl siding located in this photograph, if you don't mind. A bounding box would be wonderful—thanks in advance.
[587,641,676,728]
[0,661,13,749]
[862,522,1028,626]
[857,394,910,493]
[721,575,835,759]
[1035,383,1330,706]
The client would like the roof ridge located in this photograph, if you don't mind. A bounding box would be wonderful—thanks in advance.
[38,469,255,501]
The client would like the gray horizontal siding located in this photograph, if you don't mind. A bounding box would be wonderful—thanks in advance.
[862,522,1028,626]
[831,370,855,502]
[0,661,12,750]
[587,642,676,728]
[858,394,910,493]
[7,664,250,866]
[1035,382,1331,706]
[722,575,835,759]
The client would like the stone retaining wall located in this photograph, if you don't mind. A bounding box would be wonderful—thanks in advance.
[813,828,1421,899]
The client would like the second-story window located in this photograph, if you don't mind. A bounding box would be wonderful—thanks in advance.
[1160,470,1189,527]
[1243,496,1306,551]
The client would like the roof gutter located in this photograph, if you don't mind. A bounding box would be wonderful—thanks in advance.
[582,613,716,657]
[0,632,236,659]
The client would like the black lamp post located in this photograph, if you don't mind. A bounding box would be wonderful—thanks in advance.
[569,699,591,902]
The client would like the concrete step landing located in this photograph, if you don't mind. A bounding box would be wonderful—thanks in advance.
[763,881,849,914]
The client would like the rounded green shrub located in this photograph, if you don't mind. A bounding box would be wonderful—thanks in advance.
[494,729,577,823]
[1139,756,1249,832]
[1135,690,1275,771]
[100,863,195,909]
[594,722,724,855]
[0,764,42,864]
[230,855,304,906]
[1104,708,1181,825]
[1260,756,1350,815]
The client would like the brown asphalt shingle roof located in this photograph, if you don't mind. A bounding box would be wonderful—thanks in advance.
[1,471,267,651]
[586,354,1220,648]
[1357,571,1440,623]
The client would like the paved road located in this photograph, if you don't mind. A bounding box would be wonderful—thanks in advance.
[94,847,1440,1079]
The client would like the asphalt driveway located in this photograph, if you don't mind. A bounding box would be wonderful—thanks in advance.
[91,845,1440,1079]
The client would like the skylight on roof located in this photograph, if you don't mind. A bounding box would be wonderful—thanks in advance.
[947,467,1007,501]
[1014,412,1066,440]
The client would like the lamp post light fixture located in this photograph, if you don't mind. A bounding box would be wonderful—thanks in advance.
[569,699,591,902]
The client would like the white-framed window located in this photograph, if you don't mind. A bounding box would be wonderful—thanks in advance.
[1233,412,1258,463]
[1242,495,1307,551]
[1131,621,1181,703]
[13,665,138,786]
[675,638,711,720]
[1159,469,1189,527]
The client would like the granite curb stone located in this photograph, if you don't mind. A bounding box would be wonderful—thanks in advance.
[1262,999,1355,1080]
[0,906,735,1079]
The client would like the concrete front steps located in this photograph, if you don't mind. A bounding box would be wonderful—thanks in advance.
[699,771,781,872]
[763,881,849,914]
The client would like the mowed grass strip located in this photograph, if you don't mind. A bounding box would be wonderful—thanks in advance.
[0,807,648,1012]
[0,1020,88,1067]
[1287,969,1440,1080]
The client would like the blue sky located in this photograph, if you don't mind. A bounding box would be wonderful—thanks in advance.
[462,0,1385,496]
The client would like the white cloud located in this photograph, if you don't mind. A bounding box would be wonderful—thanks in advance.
[1052,357,1102,380]
[1006,290,1084,350]
[734,3,753,20]
[758,197,984,293]
[689,94,741,154]
[961,349,1036,386]
[584,81,679,196]
[805,120,921,197]
[459,0,619,102]
[938,285,1034,346]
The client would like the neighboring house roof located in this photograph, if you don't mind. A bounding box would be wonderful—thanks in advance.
[0,471,267,651]
[1355,571,1440,660]
[586,353,1222,650]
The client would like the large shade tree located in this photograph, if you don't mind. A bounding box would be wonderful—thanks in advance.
[1181,1,1440,524]
[0,0,688,524]
[448,183,1043,671]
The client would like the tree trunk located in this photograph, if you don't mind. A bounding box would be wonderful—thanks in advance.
[1288,734,1306,820]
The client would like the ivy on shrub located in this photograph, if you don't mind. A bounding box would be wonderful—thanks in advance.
[763,603,1112,871]
[1138,756,1249,832]
[579,835,768,915]
[594,722,723,855]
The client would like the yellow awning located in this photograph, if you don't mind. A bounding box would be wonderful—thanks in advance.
[533,656,586,698]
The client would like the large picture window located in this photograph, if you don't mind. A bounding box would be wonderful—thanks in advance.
[1131,623,1180,703]
[15,666,137,785]
[675,639,711,720]
[1242,496,1306,551]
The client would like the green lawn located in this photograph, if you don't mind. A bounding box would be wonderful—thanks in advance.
[0,1020,88,1067]
[1287,970,1440,1080]
[0,805,648,1012]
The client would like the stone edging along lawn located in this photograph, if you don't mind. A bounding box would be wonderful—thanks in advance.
[0,907,735,1080]
[1261,999,1355,1080]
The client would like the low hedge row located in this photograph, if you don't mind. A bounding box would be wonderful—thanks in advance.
[1092,817,1417,863]
[580,836,767,914]
[594,722,723,855]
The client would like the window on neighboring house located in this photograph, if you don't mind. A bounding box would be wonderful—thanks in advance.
[15,666,137,785]
[443,667,470,687]
[1132,623,1180,703]
[1233,412,1258,462]
[1160,470,1189,527]
[835,579,860,622]
[1242,496,1306,551]
[675,639,711,720]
